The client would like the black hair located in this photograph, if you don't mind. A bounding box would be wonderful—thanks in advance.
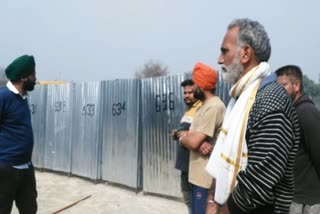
[10,79,20,83]
[180,79,194,87]
[275,65,303,92]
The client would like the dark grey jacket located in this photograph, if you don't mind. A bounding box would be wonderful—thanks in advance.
[293,94,320,205]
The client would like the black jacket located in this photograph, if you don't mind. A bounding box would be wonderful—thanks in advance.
[293,94,320,205]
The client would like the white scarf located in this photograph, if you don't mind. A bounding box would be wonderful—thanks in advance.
[205,62,272,204]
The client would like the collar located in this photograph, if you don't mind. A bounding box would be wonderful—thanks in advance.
[186,100,202,110]
[6,81,28,99]
[258,72,276,90]
[192,100,202,107]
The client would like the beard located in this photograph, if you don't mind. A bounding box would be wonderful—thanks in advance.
[221,54,244,84]
[23,79,36,91]
[193,88,205,101]
[184,99,194,107]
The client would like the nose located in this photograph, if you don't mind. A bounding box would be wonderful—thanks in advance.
[218,54,224,65]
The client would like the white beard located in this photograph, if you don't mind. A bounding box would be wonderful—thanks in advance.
[222,54,244,84]
[222,71,239,84]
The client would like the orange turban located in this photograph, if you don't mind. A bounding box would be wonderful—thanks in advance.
[192,62,218,89]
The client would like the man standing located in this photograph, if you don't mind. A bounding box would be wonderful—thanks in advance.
[206,18,300,214]
[179,62,226,214]
[276,65,320,214]
[171,79,202,211]
[0,55,38,214]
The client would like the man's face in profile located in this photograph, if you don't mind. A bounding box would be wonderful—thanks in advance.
[218,27,244,84]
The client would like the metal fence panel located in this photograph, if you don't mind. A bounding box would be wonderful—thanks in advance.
[28,74,230,198]
[29,85,47,168]
[101,79,141,188]
[141,73,231,197]
[71,81,104,180]
[216,71,232,105]
[43,83,73,172]
[141,74,188,197]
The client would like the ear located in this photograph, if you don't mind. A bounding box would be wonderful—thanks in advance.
[239,45,252,64]
[293,80,301,93]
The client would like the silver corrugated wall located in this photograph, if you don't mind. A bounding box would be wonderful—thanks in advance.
[101,79,141,188]
[29,85,47,168]
[71,81,104,180]
[44,83,73,172]
[27,74,230,197]
[141,74,188,197]
[141,73,231,197]
[216,71,232,104]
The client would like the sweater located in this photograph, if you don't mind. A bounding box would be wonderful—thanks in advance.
[227,77,300,213]
[0,86,34,167]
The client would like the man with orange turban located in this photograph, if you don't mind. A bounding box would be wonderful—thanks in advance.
[178,62,226,214]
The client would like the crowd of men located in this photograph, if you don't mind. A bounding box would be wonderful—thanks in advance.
[172,18,320,214]
[0,18,319,214]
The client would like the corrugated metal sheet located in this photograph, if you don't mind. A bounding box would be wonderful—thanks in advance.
[101,79,141,188]
[28,75,230,197]
[141,73,231,197]
[43,83,73,172]
[141,74,188,197]
[216,71,232,105]
[29,85,47,168]
[71,81,104,180]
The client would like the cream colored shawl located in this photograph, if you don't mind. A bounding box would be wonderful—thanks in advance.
[205,62,272,204]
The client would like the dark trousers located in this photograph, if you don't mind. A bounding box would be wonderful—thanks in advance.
[0,164,37,214]
[191,184,208,214]
[181,171,192,209]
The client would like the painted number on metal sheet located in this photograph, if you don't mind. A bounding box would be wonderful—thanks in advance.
[155,92,175,112]
[55,101,67,112]
[112,101,126,116]
[82,104,95,117]
[30,104,37,114]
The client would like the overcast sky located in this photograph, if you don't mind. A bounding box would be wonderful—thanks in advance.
[0,0,319,82]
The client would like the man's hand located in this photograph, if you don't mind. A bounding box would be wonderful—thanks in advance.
[206,200,220,214]
[206,180,219,214]
[199,142,213,156]
[218,204,230,214]
[176,131,188,139]
[206,202,230,214]
[170,129,178,140]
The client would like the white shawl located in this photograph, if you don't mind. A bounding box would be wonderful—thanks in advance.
[205,62,272,204]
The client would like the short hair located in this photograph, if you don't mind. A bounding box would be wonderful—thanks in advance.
[181,79,194,87]
[275,65,303,92]
[228,18,271,62]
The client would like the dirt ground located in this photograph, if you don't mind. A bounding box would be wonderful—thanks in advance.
[11,171,187,214]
